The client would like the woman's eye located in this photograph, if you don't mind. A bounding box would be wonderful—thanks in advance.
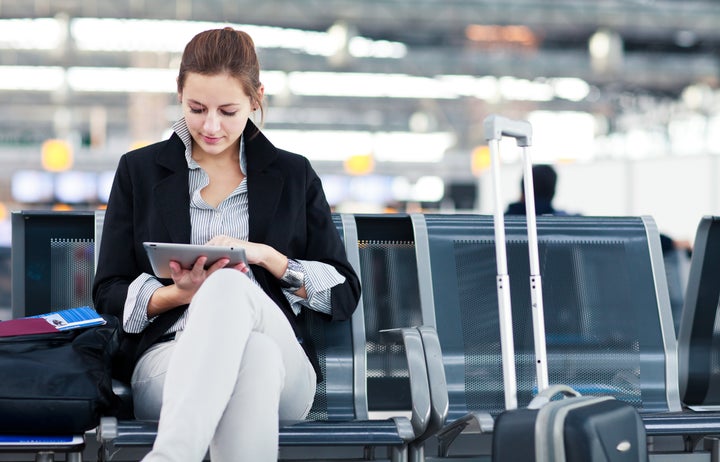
[189,107,203,114]
[221,111,237,117]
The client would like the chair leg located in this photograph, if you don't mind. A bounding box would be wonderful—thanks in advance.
[363,446,375,459]
[390,445,409,462]
[409,442,424,462]
[704,436,720,462]
[35,452,54,462]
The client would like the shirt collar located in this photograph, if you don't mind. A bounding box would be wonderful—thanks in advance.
[172,118,247,175]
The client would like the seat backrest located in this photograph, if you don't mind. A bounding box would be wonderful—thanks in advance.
[354,214,424,413]
[678,216,720,407]
[302,213,358,420]
[11,210,96,318]
[413,213,681,422]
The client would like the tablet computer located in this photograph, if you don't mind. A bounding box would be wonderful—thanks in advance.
[143,242,247,279]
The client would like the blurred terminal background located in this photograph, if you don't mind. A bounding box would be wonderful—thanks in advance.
[1,0,720,312]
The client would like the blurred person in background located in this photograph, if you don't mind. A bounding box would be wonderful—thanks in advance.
[506,164,570,216]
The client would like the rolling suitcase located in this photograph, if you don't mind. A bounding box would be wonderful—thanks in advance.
[483,115,648,462]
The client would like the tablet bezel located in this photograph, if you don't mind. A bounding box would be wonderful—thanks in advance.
[143,242,247,279]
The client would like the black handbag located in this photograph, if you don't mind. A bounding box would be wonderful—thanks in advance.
[0,315,121,434]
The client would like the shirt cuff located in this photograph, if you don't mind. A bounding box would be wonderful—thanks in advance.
[123,273,164,333]
[283,259,346,315]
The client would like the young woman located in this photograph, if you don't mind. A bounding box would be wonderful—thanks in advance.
[92,27,361,461]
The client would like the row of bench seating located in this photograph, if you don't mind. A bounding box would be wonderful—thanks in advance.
[9,210,720,461]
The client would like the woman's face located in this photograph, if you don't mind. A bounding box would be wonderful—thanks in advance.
[179,72,262,158]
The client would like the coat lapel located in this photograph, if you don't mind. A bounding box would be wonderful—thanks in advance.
[153,134,192,243]
[245,122,284,244]
[147,123,284,245]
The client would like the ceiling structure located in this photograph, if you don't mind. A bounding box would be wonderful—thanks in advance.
[1,0,720,182]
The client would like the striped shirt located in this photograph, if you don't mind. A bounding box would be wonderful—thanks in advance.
[123,119,345,334]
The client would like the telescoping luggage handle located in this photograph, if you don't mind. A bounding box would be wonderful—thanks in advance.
[484,114,549,411]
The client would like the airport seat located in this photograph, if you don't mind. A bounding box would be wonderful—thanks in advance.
[20,210,720,460]
[643,216,720,440]
[9,210,435,461]
[409,214,683,457]
[353,214,448,461]
[92,212,432,462]
[8,210,95,462]
[678,216,720,409]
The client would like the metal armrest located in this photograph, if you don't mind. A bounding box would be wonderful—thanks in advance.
[379,327,431,438]
[413,325,449,444]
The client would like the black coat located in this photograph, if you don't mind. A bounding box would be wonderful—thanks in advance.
[92,121,361,381]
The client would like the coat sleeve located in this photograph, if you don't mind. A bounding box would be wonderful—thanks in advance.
[303,160,361,322]
[92,154,141,321]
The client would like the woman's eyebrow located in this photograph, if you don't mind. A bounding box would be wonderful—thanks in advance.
[187,99,240,108]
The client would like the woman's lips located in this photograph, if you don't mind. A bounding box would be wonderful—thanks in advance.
[202,135,222,145]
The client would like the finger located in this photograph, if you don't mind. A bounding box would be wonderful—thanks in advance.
[169,260,182,273]
[169,260,188,277]
[207,258,230,273]
[193,256,209,274]
[231,262,249,274]
[169,260,184,280]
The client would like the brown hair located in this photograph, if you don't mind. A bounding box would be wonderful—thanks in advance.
[177,27,264,126]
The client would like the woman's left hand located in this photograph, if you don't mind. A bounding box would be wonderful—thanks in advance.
[206,235,288,280]
[206,235,267,266]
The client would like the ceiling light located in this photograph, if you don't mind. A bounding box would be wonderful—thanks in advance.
[527,111,596,161]
[66,18,406,59]
[0,66,64,91]
[66,67,177,92]
[552,78,591,102]
[412,176,445,202]
[264,129,453,162]
[287,72,457,99]
[0,18,64,50]
[498,77,553,102]
[373,132,454,162]
[589,29,623,74]
[327,21,355,67]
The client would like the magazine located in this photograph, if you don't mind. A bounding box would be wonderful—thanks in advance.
[28,306,106,330]
[0,306,106,337]
[0,434,84,445]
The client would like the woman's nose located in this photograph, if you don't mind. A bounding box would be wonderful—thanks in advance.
[203,112,220,132]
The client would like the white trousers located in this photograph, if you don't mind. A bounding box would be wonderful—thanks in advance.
[133,269,317,462]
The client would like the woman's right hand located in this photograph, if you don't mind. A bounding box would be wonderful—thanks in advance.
[147,256,230,317]
[170,255,230,295]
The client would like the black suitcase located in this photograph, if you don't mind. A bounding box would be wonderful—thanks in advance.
[492,385,647,461]
[483,115,648,462]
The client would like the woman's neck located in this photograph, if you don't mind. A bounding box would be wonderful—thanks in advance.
[191,141,240,168]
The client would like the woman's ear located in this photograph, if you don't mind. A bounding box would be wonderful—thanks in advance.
[176,77,182,103]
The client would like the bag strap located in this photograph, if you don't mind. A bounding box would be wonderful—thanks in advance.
[136,305,187,357]
[113,305,187,383]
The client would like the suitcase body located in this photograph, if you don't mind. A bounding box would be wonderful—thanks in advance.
[483,115,647,462]
[492,387,647,461]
